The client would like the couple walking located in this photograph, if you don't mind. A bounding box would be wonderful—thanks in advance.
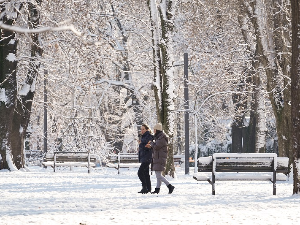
[137,123,175,194]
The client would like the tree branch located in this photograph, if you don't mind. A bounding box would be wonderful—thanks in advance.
[0,22,81,36]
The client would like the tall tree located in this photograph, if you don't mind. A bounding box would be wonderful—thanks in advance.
[0,1,20,169]
[291,0,300,194]
[238,0,292,156]
[148,0,177,177]
[272,0,292,158]
[1,1,43,170]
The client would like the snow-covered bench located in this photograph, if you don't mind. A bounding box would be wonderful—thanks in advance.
[106,153,185,173]
[193,153,289,195]
[106,152,140,174]
[174,155,185,166]
[42,151,99,173]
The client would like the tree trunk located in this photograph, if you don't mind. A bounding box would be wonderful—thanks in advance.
[231,84,246,153]
[242,0,292,156]
[148,0,177,177]
[255,0,292,157]
[231,117,243,153]
[237,3,258,154]
[272,0,292,159]
[255,79,267,153]
[0,1,42,170]
[291,0,300,194]
[0,8,18,169]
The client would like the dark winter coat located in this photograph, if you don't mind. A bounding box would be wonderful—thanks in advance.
[138,131,154,163]
[151,131,168,171]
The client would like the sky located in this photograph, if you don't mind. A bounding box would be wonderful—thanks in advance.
[1,165,300,225]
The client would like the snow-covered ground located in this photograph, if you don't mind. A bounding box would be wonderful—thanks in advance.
[1,166,300,225]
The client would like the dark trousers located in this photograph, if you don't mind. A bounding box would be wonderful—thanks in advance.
[138,162,151,191]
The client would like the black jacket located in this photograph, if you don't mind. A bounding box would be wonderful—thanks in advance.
[138,131,154,163]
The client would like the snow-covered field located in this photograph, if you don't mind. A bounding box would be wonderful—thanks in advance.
[1,166,300,225]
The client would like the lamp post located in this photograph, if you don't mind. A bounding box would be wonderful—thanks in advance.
[44,69,48,154]
[184,53,189,174]
[194,114,198,173]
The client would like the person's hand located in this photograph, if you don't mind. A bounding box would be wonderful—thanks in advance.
[145,142,151,148]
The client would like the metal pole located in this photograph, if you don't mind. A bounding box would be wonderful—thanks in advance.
[44,70,48,154]
[184,53,189,174]
[88,87,92,173]
[194,114,198,173]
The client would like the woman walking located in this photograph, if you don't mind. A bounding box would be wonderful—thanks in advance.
[138,124,154,194]
[146,123,175,194]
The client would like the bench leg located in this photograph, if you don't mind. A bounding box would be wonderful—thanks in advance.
[54,154,56,172]
[273,170,276,195]
[88,157,90,174]
[212,172,215,195]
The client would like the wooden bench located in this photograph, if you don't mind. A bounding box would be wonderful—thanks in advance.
[107,153,186,172]
[42,151,99,173]
[193,153,289,195]
[107,152,140,174]
[174,155,185,166]
[25,149,43,166]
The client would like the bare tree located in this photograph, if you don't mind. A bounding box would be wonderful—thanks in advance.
[239,0,292,157]
[148,0,178,177]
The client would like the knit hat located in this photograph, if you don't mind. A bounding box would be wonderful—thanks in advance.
[153,123,162,131]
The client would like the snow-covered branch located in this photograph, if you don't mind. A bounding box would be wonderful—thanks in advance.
[95,79,135,90]
[194,91,250,115]
[0,22,82,36]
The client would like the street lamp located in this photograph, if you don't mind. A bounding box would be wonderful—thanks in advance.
[44,69,48,154]
[184,53,189,175]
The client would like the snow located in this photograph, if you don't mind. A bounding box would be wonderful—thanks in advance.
[213,153,277,173]
[18,79,37,96]
[8,39,15,44]
[212,153,277,158]
[278,157,289,167]
[0,22,81,36]
[6,53,16,62]
[5,150,18,171]
[1,166,300,225]
[0,88,7,103]
[19,126,23,134]
[198,156,212,165]
[115,40,125,51]
[18,84,30,96]
[296,160,300,174]
[194,171,288,182]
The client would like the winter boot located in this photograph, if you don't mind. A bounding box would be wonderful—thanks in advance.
[138,187,149,194]
[151,188,160,194]
[167,184,175,194]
